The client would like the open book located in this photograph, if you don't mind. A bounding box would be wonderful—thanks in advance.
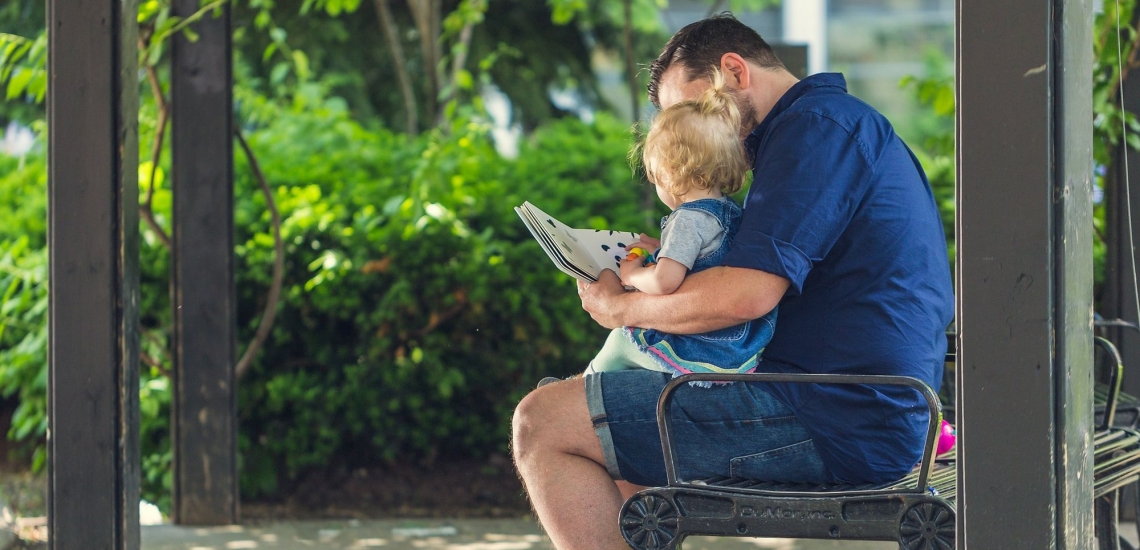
[515,201,641,283]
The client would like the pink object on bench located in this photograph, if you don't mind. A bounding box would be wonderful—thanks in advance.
[936,419,956,455]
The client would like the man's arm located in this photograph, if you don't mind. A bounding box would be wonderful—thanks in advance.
[578,265,789,333]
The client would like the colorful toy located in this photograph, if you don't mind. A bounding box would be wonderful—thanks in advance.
[936,419,956,455]
[624,247,657,266]
[625,247,650,261]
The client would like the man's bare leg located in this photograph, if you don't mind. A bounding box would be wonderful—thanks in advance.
[512,377,646,549]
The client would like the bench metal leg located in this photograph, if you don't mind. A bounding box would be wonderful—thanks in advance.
[1098,491,1122,550]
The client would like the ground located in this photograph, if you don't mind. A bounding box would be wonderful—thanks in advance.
[241,454,531,520]
[0,455,531,520]
[0,455,532,548]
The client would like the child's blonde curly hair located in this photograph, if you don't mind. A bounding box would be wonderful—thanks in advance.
[641,67,750,200]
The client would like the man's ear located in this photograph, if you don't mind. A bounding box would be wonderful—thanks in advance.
[720,53,750,90]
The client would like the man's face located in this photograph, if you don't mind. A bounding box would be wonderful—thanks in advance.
[657,64,710,110]
[657,63,758,140]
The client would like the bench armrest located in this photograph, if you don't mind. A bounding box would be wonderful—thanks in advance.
[656,373,942,492]
[1097,336,1125,430]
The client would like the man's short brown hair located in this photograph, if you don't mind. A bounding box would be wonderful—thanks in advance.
[647,13,785,110]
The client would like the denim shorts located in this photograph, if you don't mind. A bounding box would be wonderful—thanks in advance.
[585,369,835,487]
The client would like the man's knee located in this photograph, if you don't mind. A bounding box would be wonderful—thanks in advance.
[511,389,545,464]
[511,380,593,465]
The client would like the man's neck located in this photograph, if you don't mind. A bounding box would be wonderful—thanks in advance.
[748,68,801,129]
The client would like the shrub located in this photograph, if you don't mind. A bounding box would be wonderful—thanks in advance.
[0,94,663,505]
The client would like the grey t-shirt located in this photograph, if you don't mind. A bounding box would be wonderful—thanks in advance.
[656,198,729,269]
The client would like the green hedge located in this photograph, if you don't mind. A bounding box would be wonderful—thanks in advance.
[232,103,667,498]
[0,96,669,508]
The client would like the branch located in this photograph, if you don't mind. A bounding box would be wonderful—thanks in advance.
[141,351,173,379]
[139,36,172,249]
[409,290,467,338]
[407,0,440,120]
[374,0,419,134]
[623,0,653,225]
[1125,26,1140,83]
[622,0,639,124]
[234,127,285,380]
[140,329,173,378]
[148,0,231,48]
[438,19,475,112]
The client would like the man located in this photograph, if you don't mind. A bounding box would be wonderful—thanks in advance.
[511,14,954,549]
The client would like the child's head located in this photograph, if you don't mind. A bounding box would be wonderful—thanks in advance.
[641,67,750,204]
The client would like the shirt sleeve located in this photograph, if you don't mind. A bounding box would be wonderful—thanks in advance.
[725,111,872,295]
[656,208,723,269]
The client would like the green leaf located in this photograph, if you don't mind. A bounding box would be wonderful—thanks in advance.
[181,26,200,43]
[548,0,587,24]
[31,446,45,473]
[933,87,955,116]
[455,69,474,90]
[5,69,32,100]
[147,40,165,66]
[262,42,278,62]
[292,50,310,81]
[254,10,271,29]
[270,62,290,85]
[138,0,162,22]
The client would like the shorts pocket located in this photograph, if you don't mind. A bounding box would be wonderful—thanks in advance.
[729,439,831,483]
[697,322,747,342]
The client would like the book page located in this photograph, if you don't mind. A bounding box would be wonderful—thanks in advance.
[515,202,639,282]
[570,228,642,275]
[515,205,593,281]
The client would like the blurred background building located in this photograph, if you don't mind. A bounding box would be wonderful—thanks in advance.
[595,0,954,144]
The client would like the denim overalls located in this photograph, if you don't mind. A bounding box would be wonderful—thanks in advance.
[624,197,778,377]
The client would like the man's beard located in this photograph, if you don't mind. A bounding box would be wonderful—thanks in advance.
[733,90,758,140]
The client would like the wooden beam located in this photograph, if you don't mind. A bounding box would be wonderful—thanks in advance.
[956,0,1095,547]
[170,0,238,525]
[47,0,141,546]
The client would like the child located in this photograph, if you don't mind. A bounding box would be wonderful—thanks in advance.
[584,68,777,379]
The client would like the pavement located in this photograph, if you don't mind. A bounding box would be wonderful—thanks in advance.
[139,518,901,549]
[140,518,1140,549]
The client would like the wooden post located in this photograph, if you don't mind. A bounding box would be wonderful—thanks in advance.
[956,0,1095,547]
[170,0,238,525]
[47,0,141,546]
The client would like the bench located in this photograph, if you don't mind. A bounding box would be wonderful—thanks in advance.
[1093,319,1140,430]
[618,336,1140,550]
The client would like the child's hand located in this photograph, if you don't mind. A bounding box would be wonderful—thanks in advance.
[625,233,661,253]
[619,256,645,288]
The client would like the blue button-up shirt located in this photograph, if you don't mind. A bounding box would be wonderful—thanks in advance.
[725,73,955,483]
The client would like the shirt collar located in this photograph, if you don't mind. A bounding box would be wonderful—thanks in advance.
[744,73,848,153]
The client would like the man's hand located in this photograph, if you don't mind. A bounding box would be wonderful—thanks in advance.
[577,269,629,329]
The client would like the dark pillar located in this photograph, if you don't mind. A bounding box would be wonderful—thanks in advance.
[46,0,141,547]
[170,0,238,525]
[956,0,1094,548]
